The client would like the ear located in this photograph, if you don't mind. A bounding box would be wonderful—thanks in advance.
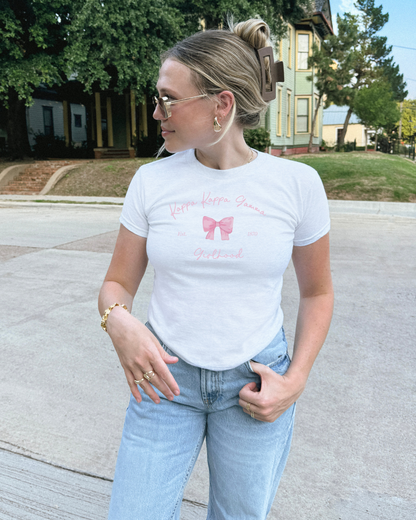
[215,91,235,119]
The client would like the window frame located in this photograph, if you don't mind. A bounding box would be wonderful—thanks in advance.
[295,96,311,134]
[287,90,292,137]
[276,87,283,136]
[313,95,320,137]
[287,25,293,69]
[314,32,321,51]
[296,31,312,71]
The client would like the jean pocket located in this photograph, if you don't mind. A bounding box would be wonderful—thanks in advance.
[245,328,290,376]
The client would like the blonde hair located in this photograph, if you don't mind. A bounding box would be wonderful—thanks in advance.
[161,19,272,139]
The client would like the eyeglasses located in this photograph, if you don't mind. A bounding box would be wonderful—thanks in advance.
[152,94,207,119]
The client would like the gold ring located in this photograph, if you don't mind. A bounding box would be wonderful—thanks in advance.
[134,378,145,385]
[143,371,156,381]
[251,412,255,419]
[246,403,251,412]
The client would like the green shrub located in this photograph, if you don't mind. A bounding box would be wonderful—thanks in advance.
[32,133,93,159]
[243,127,272,151]
[135,132,171,158]
[336,140,356,153]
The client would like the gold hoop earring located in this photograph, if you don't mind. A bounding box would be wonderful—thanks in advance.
[214,117,222,133]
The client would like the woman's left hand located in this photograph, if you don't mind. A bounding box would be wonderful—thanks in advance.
[239,361,305,423]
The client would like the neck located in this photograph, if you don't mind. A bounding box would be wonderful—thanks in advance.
[195,130,257,170]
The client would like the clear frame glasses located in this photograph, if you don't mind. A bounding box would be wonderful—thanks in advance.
[152,94,207,119]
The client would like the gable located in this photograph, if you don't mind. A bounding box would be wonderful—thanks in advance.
[314,0,333,29]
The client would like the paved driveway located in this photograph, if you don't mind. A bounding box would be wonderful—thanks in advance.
[0,199,415,519]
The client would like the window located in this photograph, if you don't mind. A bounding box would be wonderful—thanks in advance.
[296,97,310,133]
[287,26,293,68]
[314,96,320,137]
[74,114,82,128]
[287,91,292,137]
[297,33,310,70]
[43,107,54,136]
[276,88,282,136]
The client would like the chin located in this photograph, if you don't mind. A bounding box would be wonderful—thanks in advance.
[164,140,190,154]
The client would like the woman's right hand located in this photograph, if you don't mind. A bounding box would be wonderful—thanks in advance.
[107,305,180,404]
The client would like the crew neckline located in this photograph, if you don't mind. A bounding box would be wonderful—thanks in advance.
[188,148,262,179]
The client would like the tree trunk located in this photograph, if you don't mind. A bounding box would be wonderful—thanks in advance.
[7,88,32,160]
[375,132,378,151]
[339,106,354,147]
[364,128,368,152]
[308,96,322,153]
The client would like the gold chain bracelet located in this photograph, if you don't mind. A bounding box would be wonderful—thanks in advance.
[101,303,128,332]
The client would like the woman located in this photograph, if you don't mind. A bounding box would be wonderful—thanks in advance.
[100,18,333,520]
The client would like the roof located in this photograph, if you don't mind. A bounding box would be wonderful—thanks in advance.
[314,0,333,28]
[323,105,361,125]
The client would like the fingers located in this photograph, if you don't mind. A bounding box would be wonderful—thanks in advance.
[134,372,164,404]
[130,353,181,404]
[239,397,275,423]
[152,355,180,397]
[126,370,143,403]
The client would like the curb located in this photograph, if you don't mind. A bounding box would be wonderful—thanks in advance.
[328,200,416,219]
[0,196,415,218]
[39,164,80,195]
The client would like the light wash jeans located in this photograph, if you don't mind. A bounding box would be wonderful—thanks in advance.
[107,323,296,520]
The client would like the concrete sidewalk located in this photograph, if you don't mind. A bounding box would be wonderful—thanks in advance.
[0,198,415,519]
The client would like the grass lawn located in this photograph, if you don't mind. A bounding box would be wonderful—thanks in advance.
[290,152,416,202]
[48,158,155,197]
[48,151,416,202]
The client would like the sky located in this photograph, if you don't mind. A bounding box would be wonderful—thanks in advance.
[330,0,416,99]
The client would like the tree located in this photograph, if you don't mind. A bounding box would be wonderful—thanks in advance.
[0,0,75,158]
[307,16,358,152]
[1,0,314,158]
[353,81,400,151]
[179,0,314,39]
[333,0,407,146]
[399,100,416,144]
[65,0,185,96]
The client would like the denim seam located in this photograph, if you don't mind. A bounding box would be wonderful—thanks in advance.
[169,423,206,520]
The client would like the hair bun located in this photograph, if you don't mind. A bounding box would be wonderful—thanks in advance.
[232,19,270,50]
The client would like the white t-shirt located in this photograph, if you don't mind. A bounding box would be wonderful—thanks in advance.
[120,149,330,370]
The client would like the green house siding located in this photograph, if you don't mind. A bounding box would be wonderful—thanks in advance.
[267,15,330,153]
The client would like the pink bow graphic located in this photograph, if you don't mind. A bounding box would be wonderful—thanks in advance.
[203,216,234,240]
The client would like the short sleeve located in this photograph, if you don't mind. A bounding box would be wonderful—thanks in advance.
[293,169,330,247]
[119,168,149,237]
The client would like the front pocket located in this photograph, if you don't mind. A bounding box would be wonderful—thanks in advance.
[245,328,290,375]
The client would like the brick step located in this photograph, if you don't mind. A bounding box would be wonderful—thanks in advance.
[96,148,132,159]
[102,152,131,158]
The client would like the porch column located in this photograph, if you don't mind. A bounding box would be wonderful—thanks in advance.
[131,90,137,143]
[125,92,131,148]
[95,92,103,148]
[141,94,148,138]
[106,96,114,147]
[63,100,70,147]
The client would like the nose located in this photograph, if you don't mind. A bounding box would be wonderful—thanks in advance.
[152,102,166,121]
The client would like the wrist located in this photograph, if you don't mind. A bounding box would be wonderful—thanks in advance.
[284,365,309,390]
[101,303,129,332]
